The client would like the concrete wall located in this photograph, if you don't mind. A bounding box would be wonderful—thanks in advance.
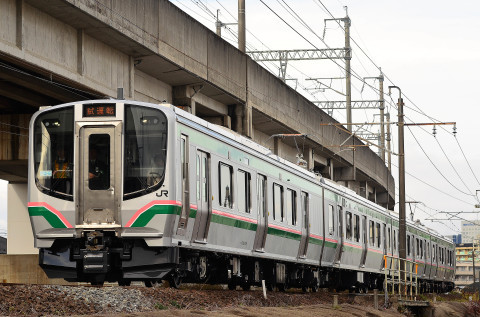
[0,254,75,284]
[7,183,35,254]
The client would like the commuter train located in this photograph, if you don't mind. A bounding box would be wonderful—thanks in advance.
[28,100,455,291]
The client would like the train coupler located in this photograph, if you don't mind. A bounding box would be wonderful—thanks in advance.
[82,250,109,274]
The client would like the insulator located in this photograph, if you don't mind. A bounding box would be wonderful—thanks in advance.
[453,124,457,136]
[432,125,437,137]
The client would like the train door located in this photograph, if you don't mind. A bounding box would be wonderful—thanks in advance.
[360,215,368,267]
[253,174,267,251]
[333,206,343,264]
[297,191,309,258]
[78,125,121,225]
[191,150,211,243]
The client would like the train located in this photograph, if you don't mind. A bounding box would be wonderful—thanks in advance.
[28,99,455,291]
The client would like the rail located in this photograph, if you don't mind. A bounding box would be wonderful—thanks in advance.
[383,255,418,303]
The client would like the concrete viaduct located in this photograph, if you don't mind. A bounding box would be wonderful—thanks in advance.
[0,0,394,252]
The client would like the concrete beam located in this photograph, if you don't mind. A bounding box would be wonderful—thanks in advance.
[334,166,356,182]
[0,63,85,102]
[0,82,54,107]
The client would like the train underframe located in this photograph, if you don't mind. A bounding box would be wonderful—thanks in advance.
[39,232,454,292]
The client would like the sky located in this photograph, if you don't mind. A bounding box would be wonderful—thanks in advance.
[1,0,479,238]
[170,0,480,236]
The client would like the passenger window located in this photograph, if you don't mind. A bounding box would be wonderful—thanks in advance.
[375,223,381,247]
[393,230,397,251]
[286,189,297,225]
[354,215,360,242]
[407,235,411,256]
[416,238,420,257]
[301,192,308,229]
[196,155,200,201]
[328,205,334,235]
[387,227,391,251]
[345,212,352,240]
[237,170,251,213]
[219,163,233,208]
[369,220,375,246]
[273,183,283,221]
[257,175,267,218]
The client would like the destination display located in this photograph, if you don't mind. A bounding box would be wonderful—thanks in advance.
[83,104,116,117]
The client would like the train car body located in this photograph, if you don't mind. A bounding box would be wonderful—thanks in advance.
[28,100,455,290]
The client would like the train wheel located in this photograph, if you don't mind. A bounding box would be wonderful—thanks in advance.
[144,280,153,287]
[118,279,131,286]
[168,273,182,289]
[241,282,251,291]
[228,279,237,290]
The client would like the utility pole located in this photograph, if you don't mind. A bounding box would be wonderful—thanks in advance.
[325,11,352,130]
[344,16,352,131]
[379,70,385,162]
[473,242,477,284]
[216,10,238,38]
[386,112,392,171]
[363,69,385,162]
[238,0,246,53]
[389,86,406,267]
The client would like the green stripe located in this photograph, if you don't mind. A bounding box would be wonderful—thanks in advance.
[267,226,301,241]
[324,240,338,248]
[309,237,323,246]
[211,213,258,231]
[189,208,197,218]
[28,206,67,229]
[343,244,363,253]
[131,205,181,227]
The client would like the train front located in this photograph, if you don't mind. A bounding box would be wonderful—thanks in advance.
[28,100,177,284]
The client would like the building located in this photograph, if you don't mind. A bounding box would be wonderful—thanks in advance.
[455,243,480,288]
[447,234,462,244]
[461,221,480,243]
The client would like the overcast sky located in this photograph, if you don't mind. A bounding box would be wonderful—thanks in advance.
[1,0,479,237]
[172,0,480,236]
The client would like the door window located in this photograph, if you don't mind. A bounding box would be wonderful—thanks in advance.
[88,134,110,190]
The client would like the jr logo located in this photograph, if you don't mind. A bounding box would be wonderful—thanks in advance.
[156,190,169,197]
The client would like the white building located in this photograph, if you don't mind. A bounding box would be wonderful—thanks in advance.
[461,221,480,243]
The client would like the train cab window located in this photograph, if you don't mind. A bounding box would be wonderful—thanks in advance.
[219,163,233,208]
[369,220,375,245]
[328,205,334,235]
[33,106,74,200]
[345,212,352,240]
[273,183,284,221]
[124,105,167,199]
[237,170,251,213]
[286,189,297,225]
[354,214,360,242]
[375,223,381,247]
